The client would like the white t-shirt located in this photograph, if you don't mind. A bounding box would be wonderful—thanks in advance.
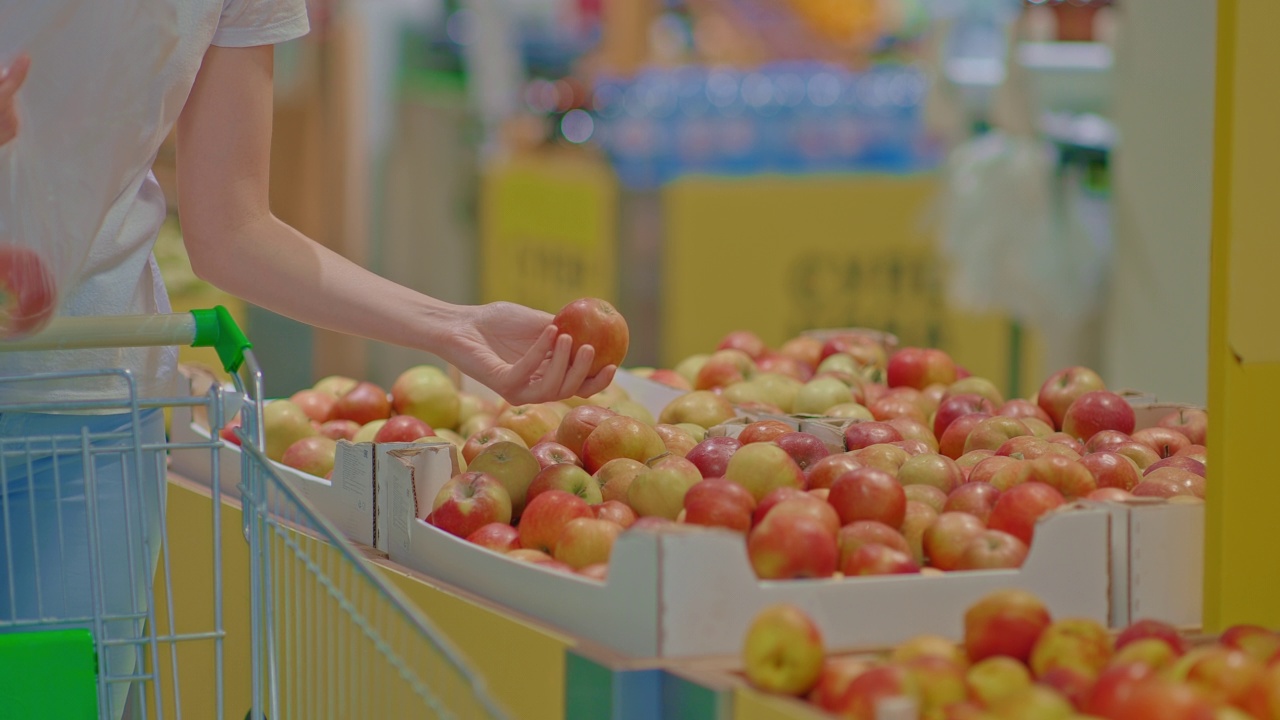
[0,0,309,406]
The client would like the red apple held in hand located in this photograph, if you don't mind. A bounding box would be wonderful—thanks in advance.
[935,394,998,439]
[683,478,756,532]
[1080,451,1143,492]
[465,522,522,552]
[724,442,806,502]
[593,500,637,529]
[430,471,514,538]
[748,513,838,579]
[1157,408,1207,446]
[898,453,964,493]
[717,330,767,359]
[462,426,527,465]
[837,520,911,566]
[956,529,1029,570]
[964,589,1053,664]
[581,416,667,473]
[0,244,57,338]
[842,543,920,576]
[555,405,617,457]
[517,490,594,554]
[998,399,1055,428]
[333,382,393,426]
[526,463,602,506]
[290,389,338,424]
[738,420,795,445]
[843,421,903,451]
[1131,427,1192,459]
[1061,391,1136,442]
[317,419,361,442]
[923,512,987,571]
[1038,366,1106,430]
[530,441,582,470]
[988,481,1065,546]
[554,517,623,570]
[944,482,1001,524]
[553,297,629,375]
[742,604,826,696]
[828,467,907,528]
[939,413,992,459]
[888,347,958,390]
[281,436,339,478]
[685,435,742,479]
[374,415,436,443]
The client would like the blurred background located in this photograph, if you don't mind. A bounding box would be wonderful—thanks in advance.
[154,0,1214,407]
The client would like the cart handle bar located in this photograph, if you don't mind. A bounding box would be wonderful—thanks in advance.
[0,306,252,373]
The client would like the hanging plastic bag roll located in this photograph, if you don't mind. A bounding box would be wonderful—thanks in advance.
[0,0,178,339]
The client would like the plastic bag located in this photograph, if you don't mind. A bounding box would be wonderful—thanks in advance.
[0,0,177,338]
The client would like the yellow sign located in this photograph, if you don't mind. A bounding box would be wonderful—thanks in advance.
[480,151,619,313]
[662,174,1042,398]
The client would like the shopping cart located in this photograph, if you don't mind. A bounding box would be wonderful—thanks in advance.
[0,308,511,720]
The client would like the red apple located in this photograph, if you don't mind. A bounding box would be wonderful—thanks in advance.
[430,471,514,538]
[887,418,940,452]
[553,517,623,570]
[648,368,693,391]
[219,419,242,446]
[939,413,992,459]
[751,487,812,527]
[1243,663,1280,720]
[1087,488,1134,502]
[956,529,1028,570]
[1025,454,1097,499]
[0,244,56,338]
[658,390,736,429]
[1141,466,1205,498]
[1038,366,1106,430]
[1038,666,1094,710]
[842,543,920,576]
[964,589,1052,663]
[555,405,618,457]
[833,664,916,720]
[1167,647,1266,713]
[870,395,928,425]
[779,335,825,369]
[594,457,647,503]
[1030,617,1113,680]
[898,453,963,493]
[553,297,629,375]
[683,478,756,532]
[1061,391,1136,442]
[756,353,814,382]
[935,394,998,439]
[762,497,840,537]
[988,481,1065,546]
[1044,433,1085,455]
[738,420,795,445]
[317,419,361,442]
[290,389,337,424]
[581,416,666,473]
[724,442,806,502]
[517,490,594,554]
[1221,624,1280,665]
[685,436,742,479]
[653,423,698,457]
[1116,619,1186,655]
[530,441,582,470]
[968,456,1020,486]
[526,463,602,506]
[1157,408,1207,446]
[1111,441,1162,471]
[496,403,561,447]
[998,399,1055,428]
[923,512,987,571]
[852,443,910,476]
[465,522,521,552]
[842,421,903,451]
[1175,444,1207,462]
[806,452,862,490]
[810,656,876,714]
[748,514,838,579]
[995,436,1052,460]
[963,416,1032,455]
[944,482,1001,523]
[888,347,958,390]
[1131,427,1192,459]
[717,330,768,359]
[695,349,756,390]
[332,382,392,425]
[1083,662,1157,717]
[837,521,911,566]
[1080,451,1143,492]
[955,449,995,479]
[281,436,338,478]
[775,432,830,472]
[828,467,907,528]
[461,426,527,464]
[374,415,435,443]
[1102,678,1217,720]
[1144,455,1205,478]
[593,500,637,528]
[742,604,825,696]
[1085,429,1131,453]
[904,484,948,514]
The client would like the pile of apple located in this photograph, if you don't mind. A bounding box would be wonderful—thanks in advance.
[425,326,1207,583]
[742,590,1280,720]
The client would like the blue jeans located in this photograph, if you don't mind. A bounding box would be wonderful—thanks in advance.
[0,409,165,720]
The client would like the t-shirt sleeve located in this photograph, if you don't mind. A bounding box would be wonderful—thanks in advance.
[211,0,311,48]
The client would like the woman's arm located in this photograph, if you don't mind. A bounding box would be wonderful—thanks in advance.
[176,45,615,404]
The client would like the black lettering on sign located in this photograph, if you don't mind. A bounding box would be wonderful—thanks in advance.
[510,240,591,310]
[786,250,947,349]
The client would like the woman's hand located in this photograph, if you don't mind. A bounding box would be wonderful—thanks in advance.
[0,55,30,147]
[446,302,617,406]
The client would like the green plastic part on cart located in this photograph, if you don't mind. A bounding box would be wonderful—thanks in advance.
[0,629,99,719]
[191,305,253,373]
